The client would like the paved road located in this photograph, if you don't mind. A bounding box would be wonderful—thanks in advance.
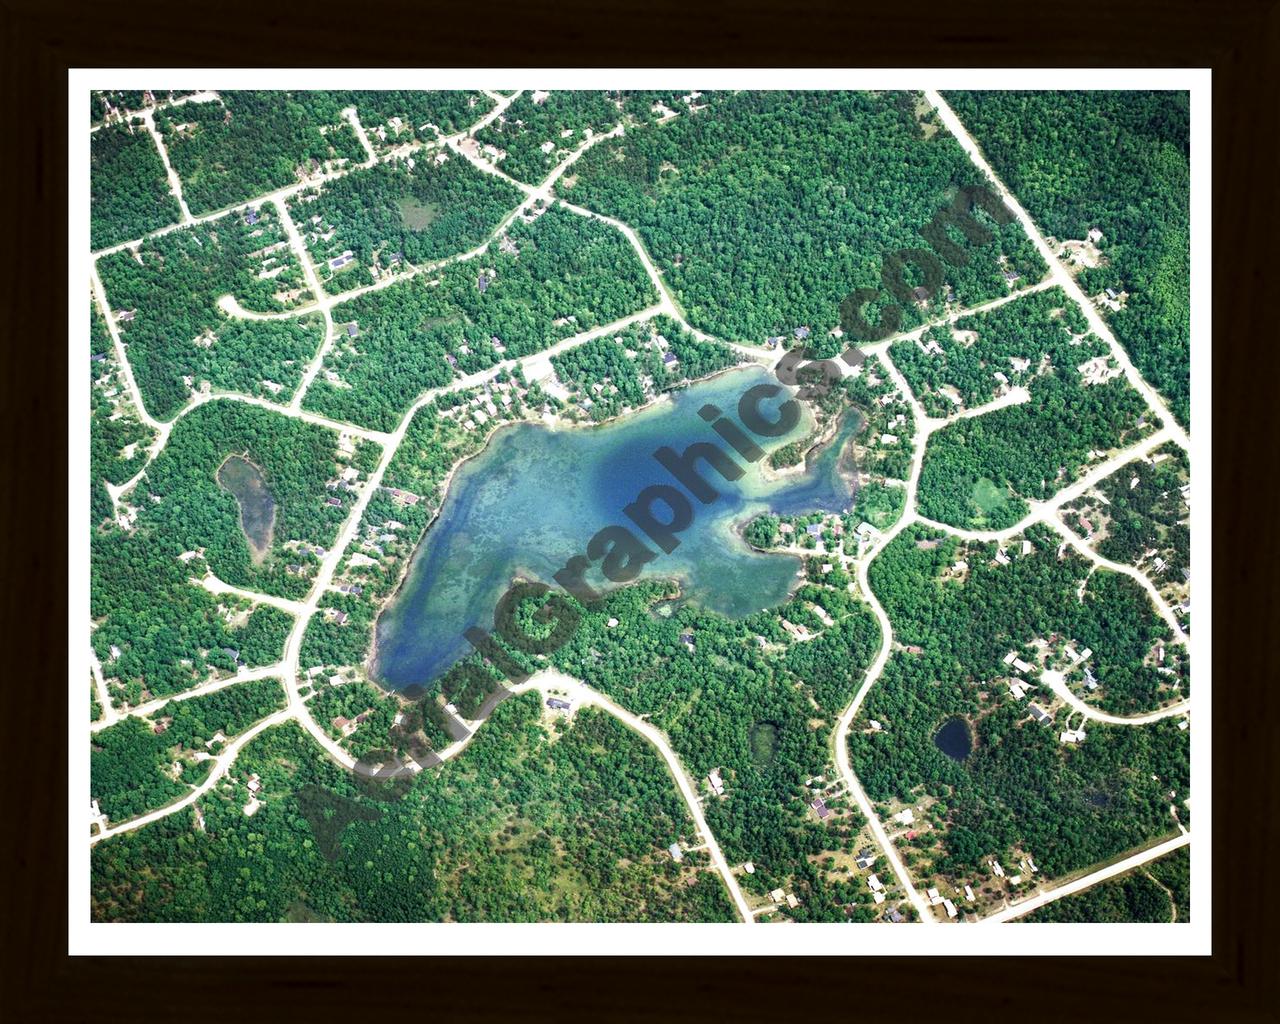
[511,670,754,924]
[979,832,1191,923]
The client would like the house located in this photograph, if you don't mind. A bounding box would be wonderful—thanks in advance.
[794,326,810,340]
[1059,726,1086,744]
[927,887,942,905]
[546,697,571,711]
[855,849,876,869]
[1087,227,1104,244]
[346,322,358,338]
[1028,704,1053,725]
[662,351,679,367]
[668,843,683,862]
[770,888,786,903]
[1003,269,1021,285]
[116,309,136,322]
[867,873,884,892]
[329,251,355,270]
[786,894,800,909]
[244,208,260,226]
[743,861,755,874]
[477,274,490,293]
[1021,539,1033,556]
[911,285,931,303]
[1013,658,1034,674]
[821,562,833,574]
[326,496,342,507]
[205,731,226,748]
[1009,680,1029,700]
[943,898,957,918]
[990,860,1005,878]
[887,908,905,923]
[708,769,725,796]
[246,774,262,795]
[869,720,882,732]
[811,798,831,820]
[964,884,975,902]
[805,523,823,537]
[331,610,348,626]
[893,808,914,826]
[873,892,886,905]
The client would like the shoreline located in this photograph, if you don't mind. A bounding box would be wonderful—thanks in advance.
[364,358,761,689]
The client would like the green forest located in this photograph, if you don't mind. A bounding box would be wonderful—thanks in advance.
[912,292,1153,530]
[290,153,524,284]
[90,121,182,248]
[1022,846,1189,923]
[156,92,364,215]
[297,90,493,151]
[97,207,322,419]
[91,401,349,702]
[474,90,626,183]
[944,91,1191,425]
[91,677,285,823]
[303,204,656,431]
[92,699,737,922]
[563,90,1045,343]
[90,305,155,525]
[849,521,1187,892]
[550,315,739,421]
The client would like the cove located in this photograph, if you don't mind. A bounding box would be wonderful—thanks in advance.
[375,366,860,689]
[217,454,275,563]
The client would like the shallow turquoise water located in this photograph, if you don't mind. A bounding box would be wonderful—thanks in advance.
[375,366,859,689]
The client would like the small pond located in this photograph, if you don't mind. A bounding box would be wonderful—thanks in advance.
[217,455,275,563]
[933,716,972,762]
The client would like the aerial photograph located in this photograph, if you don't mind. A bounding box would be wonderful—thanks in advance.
[83,83,1196,936]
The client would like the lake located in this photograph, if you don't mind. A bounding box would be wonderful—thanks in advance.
[375,366,860,689]
[217,455,275,563]
[934,716,972,762]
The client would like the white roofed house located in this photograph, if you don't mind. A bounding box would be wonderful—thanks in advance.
[707,768,725,797]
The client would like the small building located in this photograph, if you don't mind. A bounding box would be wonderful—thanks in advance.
[546,697,572,711]
[246,773,262,794]
[926,886,942,905]
[855,849,876,869]
[943,898,958,919]
[794,326,811,340]
[606,617,619,628]
[867,873,884,892]
[708,769,725,797]
[990,860,1005,878]
[1087,227,1104,244]
[770,888,786,903]
[1009,680,1029,700]
[346,322,359,338]
[893,808,914,826]
[963,884,975,902]
[811,798,831,820]
[743,862,755,874]
[326,496,342,507]
[668,843,683,862]
[1028,704,1053,725]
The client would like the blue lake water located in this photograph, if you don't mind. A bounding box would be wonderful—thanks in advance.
[375,366,860,689]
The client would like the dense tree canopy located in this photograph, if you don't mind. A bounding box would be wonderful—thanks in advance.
[945,91,1190,425]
